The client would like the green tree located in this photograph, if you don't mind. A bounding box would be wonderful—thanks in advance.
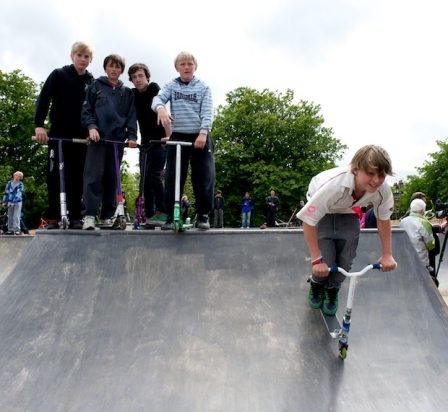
[399,139,448,214]
[0,70,47,227]
[212,87,347,227]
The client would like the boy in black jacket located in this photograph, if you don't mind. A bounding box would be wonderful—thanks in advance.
[128,63,171,227]
[34,41,95,229]
[81,54,138,230]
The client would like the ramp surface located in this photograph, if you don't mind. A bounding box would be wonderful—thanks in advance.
[0,236,33,285]
[0,229,447,411]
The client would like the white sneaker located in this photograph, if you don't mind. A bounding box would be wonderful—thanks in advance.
[82,215,96,230]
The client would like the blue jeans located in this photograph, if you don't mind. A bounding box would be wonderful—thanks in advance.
[311,213,360,287]
[242,211,251,228]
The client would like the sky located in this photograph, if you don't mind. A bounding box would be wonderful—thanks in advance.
[2,0,448,185]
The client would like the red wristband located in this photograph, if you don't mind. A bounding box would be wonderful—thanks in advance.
[312,257,324,266]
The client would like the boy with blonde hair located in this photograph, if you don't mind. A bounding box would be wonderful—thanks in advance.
[34,41,95,229]
[297,145,397,316]
[2,171,24,235]
[152,51,215,230]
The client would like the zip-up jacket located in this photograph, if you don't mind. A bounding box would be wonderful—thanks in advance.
[34,64,93,136]
[3,181,24,204]
[214,196,225,210]
[152,76,213,135]
[82,76,137,142]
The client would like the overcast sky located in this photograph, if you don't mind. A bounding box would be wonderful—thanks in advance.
[2,0,448,184]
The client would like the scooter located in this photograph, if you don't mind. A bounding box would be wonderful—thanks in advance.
[32,136,86,229]
[312,263,382,359]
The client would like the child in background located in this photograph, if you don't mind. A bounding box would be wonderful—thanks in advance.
[2,171,24,235]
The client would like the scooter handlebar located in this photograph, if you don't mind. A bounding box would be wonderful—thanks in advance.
[32,136,87,144]
[328,263,382,277]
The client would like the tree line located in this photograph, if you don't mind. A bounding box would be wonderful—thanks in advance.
[2,69,444,228]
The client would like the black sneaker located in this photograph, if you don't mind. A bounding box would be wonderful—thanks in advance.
[69,220,83,230]
[161,218,174,231]
[198,214,210,230]
[45,219,60,230]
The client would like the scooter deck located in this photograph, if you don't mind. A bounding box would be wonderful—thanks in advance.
[320,310,342,338]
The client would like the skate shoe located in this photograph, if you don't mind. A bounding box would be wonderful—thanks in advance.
[161,218,174,231]
[308,280,324,309]
[69,220,83,230]
[82,216,96,230]
[197,214,210,230]
[45,219,60,230]
[147,212,167,227]
[323,286,340,316]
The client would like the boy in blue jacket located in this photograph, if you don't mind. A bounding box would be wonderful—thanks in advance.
[81,54,137,230]
[2,171,24,235]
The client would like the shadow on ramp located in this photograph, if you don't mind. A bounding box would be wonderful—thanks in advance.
[0,230,447,411]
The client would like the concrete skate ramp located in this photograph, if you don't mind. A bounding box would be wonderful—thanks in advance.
[0,230,447,412]
[0,236,33,285]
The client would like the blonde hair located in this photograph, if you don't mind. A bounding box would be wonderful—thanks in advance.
[174,51,197,69]
[71,41,95,58]
[350,145,394,177]
[14,171,23,179]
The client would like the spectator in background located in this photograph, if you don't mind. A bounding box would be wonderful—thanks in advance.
[213,190,225,228]
[266,190,280,227]
[2,171,24,235]
[241,192,254,228]
[181,195,190,223]
[399,198,446,286]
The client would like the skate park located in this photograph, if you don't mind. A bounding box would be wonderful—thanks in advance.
[0,228,447,411]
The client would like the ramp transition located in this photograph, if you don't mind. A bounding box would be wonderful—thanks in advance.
[0,236,33,285]
[0,229,447,411]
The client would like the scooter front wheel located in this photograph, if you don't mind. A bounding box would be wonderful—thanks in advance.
[119,217,127,230]
[61,217,68,230]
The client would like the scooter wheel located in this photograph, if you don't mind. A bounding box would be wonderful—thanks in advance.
[119,217,127,230]
[339,346,347,360]
[61,218,68,230]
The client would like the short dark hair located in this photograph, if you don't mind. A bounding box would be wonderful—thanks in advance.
[128,63,151,82]
[103,54,126,72]
[411,192,427,202]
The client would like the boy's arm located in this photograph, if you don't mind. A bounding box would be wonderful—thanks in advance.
[302,223,329,277]
[125,91,138,147]
[34,71,55,143]
[199,85,213,135]
[81,83,99,141]
[376,218,397,271]
[152,83,173,128]
[194,85,213,149]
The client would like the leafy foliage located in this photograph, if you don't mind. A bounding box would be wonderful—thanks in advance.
[0,70,47,227]
[398,139,448,215]
[213,87,347,227]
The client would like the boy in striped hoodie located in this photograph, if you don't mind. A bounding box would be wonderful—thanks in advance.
[152,51,215,230]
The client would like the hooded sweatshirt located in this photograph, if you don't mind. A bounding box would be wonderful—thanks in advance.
[34,64,94,136]
[81,76,137,142]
